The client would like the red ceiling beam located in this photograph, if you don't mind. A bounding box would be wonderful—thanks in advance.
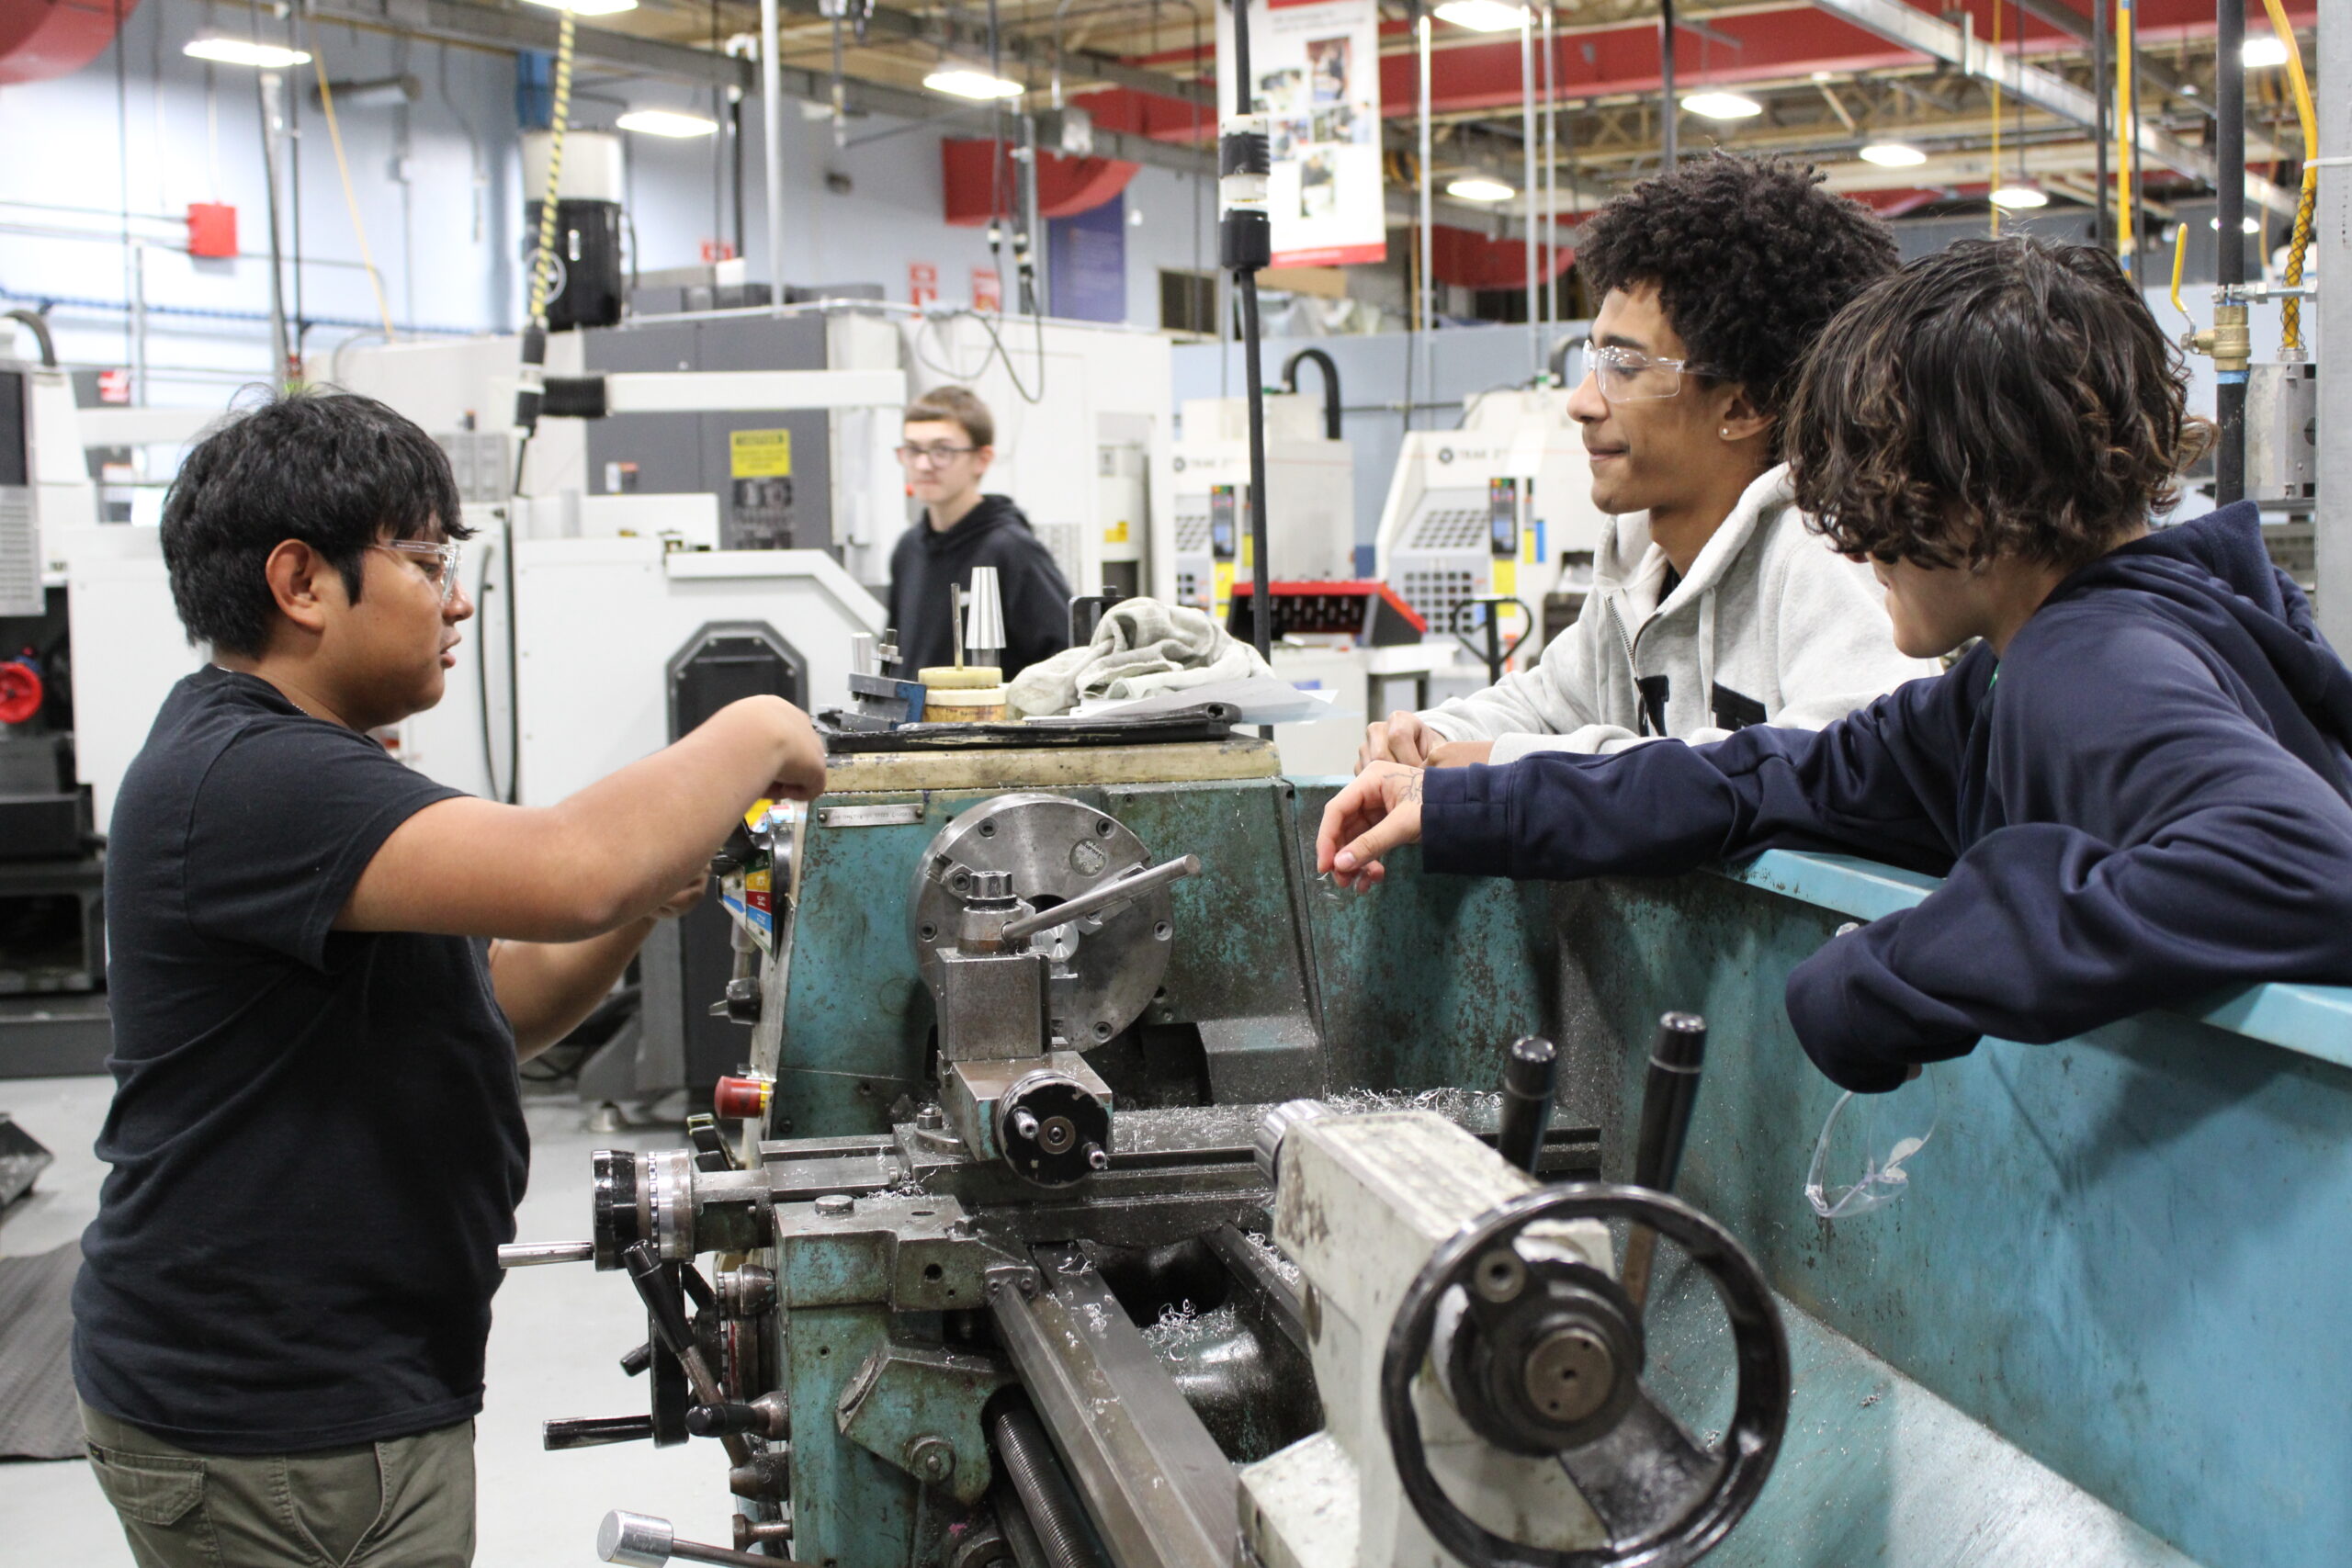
[941,139,1140,225]
[1108,0,2316,139]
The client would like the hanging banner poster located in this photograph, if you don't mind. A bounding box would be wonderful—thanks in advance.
[1217,0,1386,267]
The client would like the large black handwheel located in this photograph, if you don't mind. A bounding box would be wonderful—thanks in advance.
[1380,1183,1790,1568]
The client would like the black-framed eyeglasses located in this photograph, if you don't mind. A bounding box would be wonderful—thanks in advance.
[372,538,463,601]
[897,443,978,468]
[1573,339,1729,403]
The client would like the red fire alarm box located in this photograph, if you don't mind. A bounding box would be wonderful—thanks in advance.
[186,203,238,259]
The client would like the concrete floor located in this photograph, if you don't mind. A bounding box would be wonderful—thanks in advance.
[0,1075,744,1566]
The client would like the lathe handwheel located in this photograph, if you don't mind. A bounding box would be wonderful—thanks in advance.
[1380,1183,1789,1568]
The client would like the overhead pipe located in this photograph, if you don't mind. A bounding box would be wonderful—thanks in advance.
[1419,9,1435,430]
[761,0,787,307]
[1540,0,1557,341]
[1520,6,1539,378]
[2211,0,2245,503]
[1658,0,1677,170]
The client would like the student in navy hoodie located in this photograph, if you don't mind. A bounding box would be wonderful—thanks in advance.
[1316,236,2352,1094]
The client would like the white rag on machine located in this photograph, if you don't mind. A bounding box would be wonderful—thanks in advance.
[1007,599,1273,717]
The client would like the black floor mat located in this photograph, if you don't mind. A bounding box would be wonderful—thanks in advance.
[0,1243,83,1461]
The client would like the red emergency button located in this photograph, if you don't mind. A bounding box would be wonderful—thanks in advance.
[0,661,42,726]
[713,1076,772,1121]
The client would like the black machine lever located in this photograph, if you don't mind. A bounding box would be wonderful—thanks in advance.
[1495,1035,1558,1175]
[1623,1012,1709,1310]
[622,1242,756,1468]
[544,1415,656,1451]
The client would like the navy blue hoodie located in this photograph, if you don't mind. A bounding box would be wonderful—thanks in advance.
[1420,502,2352,1092]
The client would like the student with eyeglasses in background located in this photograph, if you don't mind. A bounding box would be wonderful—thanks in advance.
[886,384,1073,681]
[1359,152,1942,773]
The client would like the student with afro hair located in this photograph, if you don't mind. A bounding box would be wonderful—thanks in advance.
[1360,152,1940,772]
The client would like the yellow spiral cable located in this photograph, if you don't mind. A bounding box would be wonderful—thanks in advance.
[527,10,577,330]
[2256,0,2316,355]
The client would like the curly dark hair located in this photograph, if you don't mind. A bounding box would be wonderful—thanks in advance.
[1574,152,1899,432]
[1786,236,2210,571]
[163,390,469,657]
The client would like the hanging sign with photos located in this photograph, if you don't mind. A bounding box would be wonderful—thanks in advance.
[1216,0,1386,267]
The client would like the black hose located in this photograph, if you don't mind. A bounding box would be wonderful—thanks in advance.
[1239,276,1272,662]
[988,1399,1104,1568]
[1281,346,1342,440]
[3,310,56,367]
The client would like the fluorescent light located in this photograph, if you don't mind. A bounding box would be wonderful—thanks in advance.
[182,36,312,68]
[1446,176,1516,202]
[616,109,718,138]
[1810,70,1837,83]
[2209,214,2262,233]
[924,67,1024,100]
[1859,141,1928,168]
[1682,91,1763,120]
[2242,34,2290,68]
[1989,183,2049,209]
[518,0,640,13]
[1433,0,1528,32]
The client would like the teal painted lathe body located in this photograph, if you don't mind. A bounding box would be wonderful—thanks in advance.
[757,773,2351,1568]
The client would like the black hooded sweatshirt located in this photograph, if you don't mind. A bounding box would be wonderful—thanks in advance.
[887,495,1073,680]
[1419,502,2352,1092]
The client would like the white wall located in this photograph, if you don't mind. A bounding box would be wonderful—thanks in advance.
[0,0,517,404]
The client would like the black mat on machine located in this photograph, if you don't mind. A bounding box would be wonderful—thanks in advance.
[0,1243,84,1461]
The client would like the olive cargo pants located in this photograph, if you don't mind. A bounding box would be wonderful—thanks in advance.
[81,1401,476,1567]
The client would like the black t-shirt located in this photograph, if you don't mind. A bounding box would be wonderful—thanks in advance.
[73,667,529,1454]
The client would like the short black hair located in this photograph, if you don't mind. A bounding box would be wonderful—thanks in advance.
[1574,152,1900,432]
[1787,236,2210,571]
[162,390,469,657]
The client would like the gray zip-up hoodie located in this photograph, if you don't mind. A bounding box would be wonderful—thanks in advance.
[1419,464,1941,762]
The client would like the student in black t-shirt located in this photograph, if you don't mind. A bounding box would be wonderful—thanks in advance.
[74,392,827,1568]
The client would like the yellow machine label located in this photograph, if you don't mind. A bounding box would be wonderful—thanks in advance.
[1493,558,1518,597]
[729,429,793,478]
[1104,519,1130,545]
[1212,559,1236,615]
[1521,525,1539,565]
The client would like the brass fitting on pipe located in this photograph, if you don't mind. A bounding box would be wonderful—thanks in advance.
[2211,301,2253,377]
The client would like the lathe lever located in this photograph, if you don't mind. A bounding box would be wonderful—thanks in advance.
[498,1239,594,1268]
[543,1415,655,1450]
[598,1509,799,1568]
[1623,1012,1709,1312]
[622,1242,755,1468]
[996,853,1203,945]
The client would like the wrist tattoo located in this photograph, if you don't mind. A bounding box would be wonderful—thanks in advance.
[1400,769,1425,806]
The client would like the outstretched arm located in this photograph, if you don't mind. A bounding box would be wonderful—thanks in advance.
[1784,618,2352,1091]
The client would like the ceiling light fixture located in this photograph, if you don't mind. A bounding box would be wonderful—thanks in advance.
[518,0,640,13]
[923,66,1024,100]
[2209,214,2262,233]
[1682,91,1763,120]
[1989,183,2050,209]
[1446,176,1517,202]
[182,35,312,68]
[2241,35,2290,68]
[1859,141,1928,167]
[616,108,718,137]
[1432,1,1528,33]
